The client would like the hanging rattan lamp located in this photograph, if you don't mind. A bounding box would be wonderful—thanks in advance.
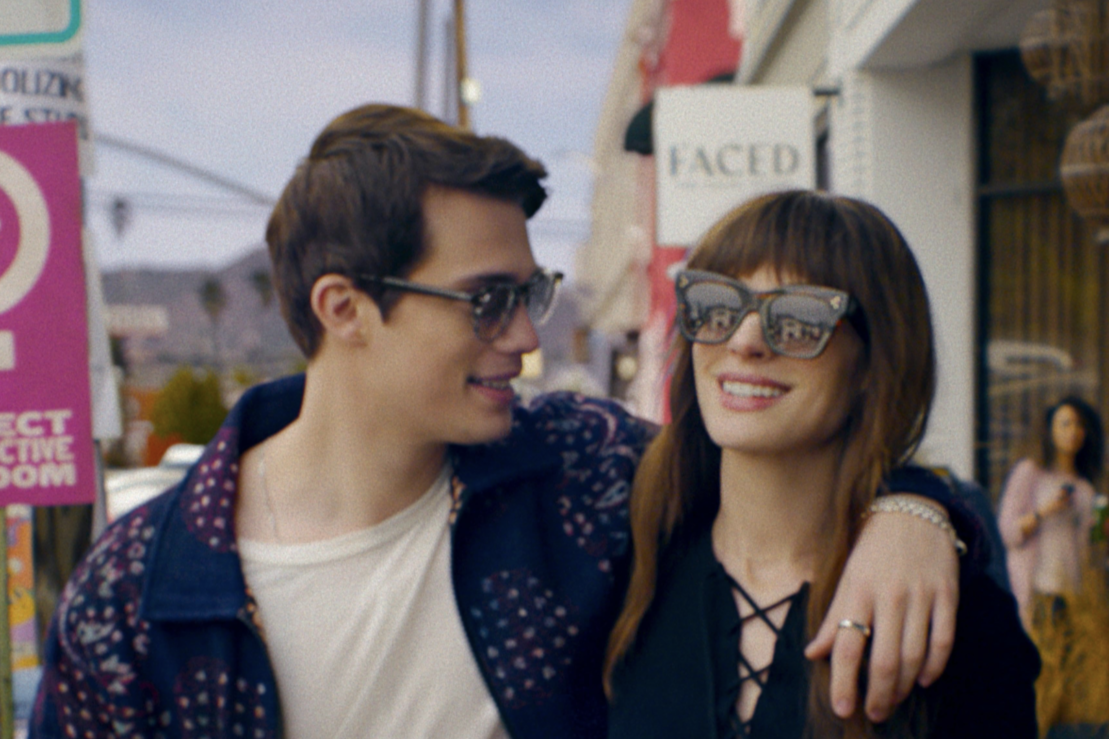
[1020,0,1109,108]
[1021,0,1109,238]
[1060,104,1109,242]
[1020,8,1074,95]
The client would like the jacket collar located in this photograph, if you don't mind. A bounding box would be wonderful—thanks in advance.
[141,374,561,622]
[141,375,306,622]
[450,401,563,491]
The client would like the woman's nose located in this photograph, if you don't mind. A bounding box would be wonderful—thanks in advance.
[725,311,770,358]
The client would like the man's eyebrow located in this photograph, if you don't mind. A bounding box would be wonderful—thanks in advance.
[457,270,537,289]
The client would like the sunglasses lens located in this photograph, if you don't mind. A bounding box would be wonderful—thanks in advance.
[764,294,839,358]
[680,281,748,344]
[473,287,516,341]
[472,272,562,341]
[524,272,559,326]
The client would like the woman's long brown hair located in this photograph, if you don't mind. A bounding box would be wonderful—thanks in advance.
[603,191,937,738]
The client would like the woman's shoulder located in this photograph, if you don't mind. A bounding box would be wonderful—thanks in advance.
[953,572,1036,650]
[1010,457,1041,479]
[1000,458,1044,499]
[924,572,1039,737]
[607,530,722,739]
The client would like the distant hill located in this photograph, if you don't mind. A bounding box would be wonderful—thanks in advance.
[103,246,302,384]
[103,247,592,392]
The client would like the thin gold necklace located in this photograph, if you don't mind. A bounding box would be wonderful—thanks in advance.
[258,449,281,543]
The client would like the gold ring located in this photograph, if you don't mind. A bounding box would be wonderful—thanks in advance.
[837,619,872,639]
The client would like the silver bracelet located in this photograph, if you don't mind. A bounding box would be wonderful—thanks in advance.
[867,495,968,556]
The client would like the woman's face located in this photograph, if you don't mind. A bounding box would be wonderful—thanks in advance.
[1051,404,1087,458]
[692,264,864,459]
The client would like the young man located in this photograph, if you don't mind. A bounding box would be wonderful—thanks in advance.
[33,105,979,738]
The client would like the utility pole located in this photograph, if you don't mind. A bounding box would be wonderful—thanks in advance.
[443,16,456,124]
[0,507,11,739]
[414,0,430,111]
[454,0,470,130]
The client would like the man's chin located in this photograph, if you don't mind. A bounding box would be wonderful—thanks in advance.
[452,411,515,447]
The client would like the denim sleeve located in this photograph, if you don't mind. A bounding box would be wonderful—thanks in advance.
[29,612,113,739]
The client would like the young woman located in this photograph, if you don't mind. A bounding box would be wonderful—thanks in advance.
[998,396,1108,732]
[604,191,1038,738]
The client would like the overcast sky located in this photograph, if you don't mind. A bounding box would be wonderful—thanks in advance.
[82,0,634,280]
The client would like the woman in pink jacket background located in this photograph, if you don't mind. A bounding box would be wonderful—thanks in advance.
[998,395,1106,733]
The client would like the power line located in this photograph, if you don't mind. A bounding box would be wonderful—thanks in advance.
[91,134,593,234]
[93,133,277,205]
[87,191,271,218]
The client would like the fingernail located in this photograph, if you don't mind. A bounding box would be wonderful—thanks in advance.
[835,700,852,717]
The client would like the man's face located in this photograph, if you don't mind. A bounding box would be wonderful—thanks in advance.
[364,185,540,447]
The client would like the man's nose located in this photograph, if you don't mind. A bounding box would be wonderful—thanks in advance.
[493,301,540,354]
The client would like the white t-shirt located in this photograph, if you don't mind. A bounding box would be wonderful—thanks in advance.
[239,465,510,739]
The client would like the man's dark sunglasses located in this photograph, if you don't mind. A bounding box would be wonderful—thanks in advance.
[360,268,563,342]
[675,269,859,359]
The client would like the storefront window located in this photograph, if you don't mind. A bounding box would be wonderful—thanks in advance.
[976,51,1109,501]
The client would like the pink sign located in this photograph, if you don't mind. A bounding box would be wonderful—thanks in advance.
[0,121,94,506]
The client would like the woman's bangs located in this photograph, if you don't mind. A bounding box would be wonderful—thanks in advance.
[687,195,857,293]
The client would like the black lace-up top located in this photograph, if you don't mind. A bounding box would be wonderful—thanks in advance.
[711,566,808,738]
[607,526,1040,739]
[609,529,809,739]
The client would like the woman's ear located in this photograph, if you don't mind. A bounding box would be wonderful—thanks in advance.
[310,274,376,346]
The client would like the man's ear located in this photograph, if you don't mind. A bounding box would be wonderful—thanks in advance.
[310,274,378,346]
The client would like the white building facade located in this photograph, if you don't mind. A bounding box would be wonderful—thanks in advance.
[731,0,1052,481]
[581,0,1109,497]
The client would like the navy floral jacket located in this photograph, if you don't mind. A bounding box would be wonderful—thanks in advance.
[31,374,981,739]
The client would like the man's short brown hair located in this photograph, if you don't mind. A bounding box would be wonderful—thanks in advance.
[266,104,548,357]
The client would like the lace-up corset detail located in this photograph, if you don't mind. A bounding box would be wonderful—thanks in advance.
[719,570,803,738]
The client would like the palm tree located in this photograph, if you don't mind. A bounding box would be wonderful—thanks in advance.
[250,269,274,310]
[198,276,228,364]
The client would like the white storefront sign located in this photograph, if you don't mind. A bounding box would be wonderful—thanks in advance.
[0,56,93,174]
[0,0,82,58]
[654,86,815,246]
